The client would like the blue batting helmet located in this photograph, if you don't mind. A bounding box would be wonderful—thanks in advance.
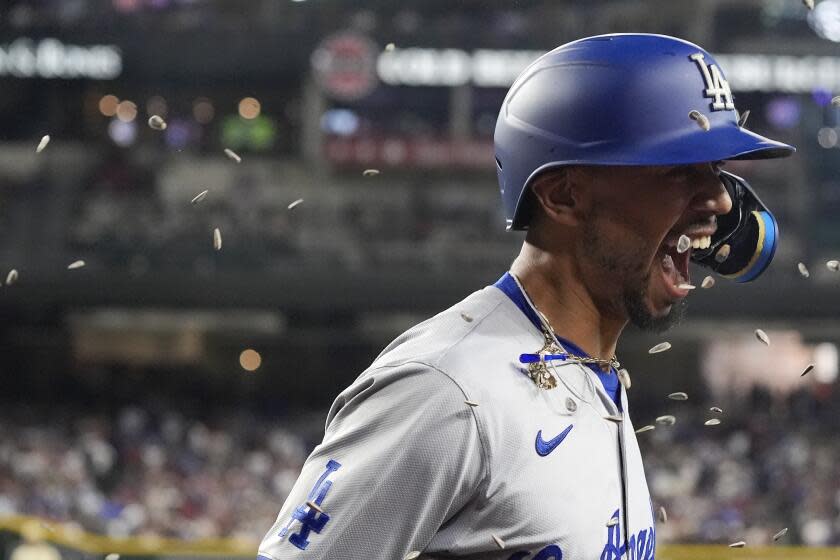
[494,33,795,282]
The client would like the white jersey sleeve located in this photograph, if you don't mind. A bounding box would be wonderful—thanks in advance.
[257,362,486,560]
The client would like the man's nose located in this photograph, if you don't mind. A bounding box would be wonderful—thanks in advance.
[691,164,733,216]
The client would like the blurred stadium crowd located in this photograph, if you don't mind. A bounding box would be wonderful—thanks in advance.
[1,387,839,547]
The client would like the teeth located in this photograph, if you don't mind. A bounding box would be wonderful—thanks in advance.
[687,235,712,250]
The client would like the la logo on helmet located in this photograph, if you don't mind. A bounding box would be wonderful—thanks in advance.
[689,53,735,111]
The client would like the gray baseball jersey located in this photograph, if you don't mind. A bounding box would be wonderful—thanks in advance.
[258,275,656,560]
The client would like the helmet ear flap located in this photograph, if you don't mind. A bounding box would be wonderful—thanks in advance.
[690,171,778,283]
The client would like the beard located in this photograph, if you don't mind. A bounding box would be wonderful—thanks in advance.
[582,217,686,333]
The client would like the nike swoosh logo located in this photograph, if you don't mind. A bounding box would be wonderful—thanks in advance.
[535,424,574,457]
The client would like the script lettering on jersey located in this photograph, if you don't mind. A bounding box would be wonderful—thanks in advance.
[689,53,734,111]
[278,459,342,550]
[600,509,656,560]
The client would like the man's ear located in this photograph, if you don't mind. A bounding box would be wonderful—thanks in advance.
[530,168,585,227]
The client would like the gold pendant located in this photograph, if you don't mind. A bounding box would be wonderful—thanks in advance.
[526,337,561,390]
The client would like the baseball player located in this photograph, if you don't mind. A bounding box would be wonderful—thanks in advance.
[258,34,794,559]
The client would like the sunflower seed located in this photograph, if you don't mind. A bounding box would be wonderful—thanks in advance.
[464,400,479,407]
[714,244,731,263]
[658,506,668,523]
[772,527,788,541]
[804,0,815,9]
[105,554,120,560]
[6,269,18,285]
[148,115,167,130]
[606,516,620,527]
[224,148,242,163]
[460,312,473,322]
[67,260,85,270]
[617,368,631,390]
[704,418,721,426]
[604,414,623,423]
[729,541,746,548]
[649,342,672,354]
[287,198,304,210]
[363,168,380,177]
[385,43,396,51]
[827,260,840,271]
[404,552,420,560]
[710,406,723,414]
[492,534,505,549]
[701,275,715,289]
[635,424,655,434]
[656,415,676,426]
[306,500,323,514]
[668,392,688,401]
[677,234,691,254]
[36,135,50,153]
[677,283,695,290]
[565,397,577,413]
[832,95,840,106]
[737,109,750,128]
[213,228,222,251]
[755,328,770,346]
[191,190,209,204]
[688,110,710,131]
[801,363,815,377]
[798,262,810,277]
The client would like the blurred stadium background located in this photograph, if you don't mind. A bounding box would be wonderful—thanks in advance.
[1,0,840,558]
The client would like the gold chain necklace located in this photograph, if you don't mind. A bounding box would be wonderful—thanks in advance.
[512,274,621,390]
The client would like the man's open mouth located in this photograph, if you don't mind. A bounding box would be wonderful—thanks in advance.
[656,232,713,299]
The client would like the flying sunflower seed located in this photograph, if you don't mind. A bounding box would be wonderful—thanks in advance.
[832,95,840,106]
[656,415,676,426]
[363,168,380,177]
[191,190,209,205]
[491,534,505,549]
[224,148,242,163]
[460,312,473,322]
[677,283,695,290]
[729,541,746,548]
[798,262,810,277]
[804,0,815,10]
[688,110,711,131]
[677,234,691,254]
[148,115,167,131]
[755,328,770,346]
[704,418,721,426]
[772,527,788,541]
[604,414,623,423]
[6,269,18,285]
[827,260,840,271]
[287,198,304,210]
[385,43,396,51]
[801,363,815,377]
[714,244,731,263]
[668,392,688,401]
[737,109,750,128]
[464,400,479,407]
[213,228,222,251]
[658,506,668,523]
[404,552,421,560]
[701,275,715,289]
[67,260,85,270]
[36,135,50,153]
[617,368,631,390]
[710,406,723,414]
[635,424,655,434]
[649,342,672,354]
[105,554,120,560]
[306,500,323,514]
[606,516,620,527]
